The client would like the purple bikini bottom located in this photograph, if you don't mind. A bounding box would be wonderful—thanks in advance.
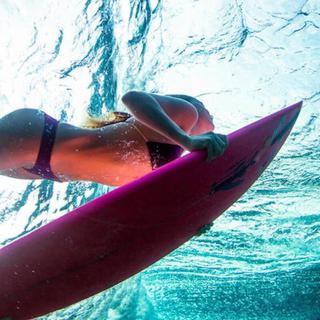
[24,113,61,182]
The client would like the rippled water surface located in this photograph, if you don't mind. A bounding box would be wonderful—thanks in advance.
[0,0,319,319]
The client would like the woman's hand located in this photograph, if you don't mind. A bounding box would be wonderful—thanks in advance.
[183,132,229,161]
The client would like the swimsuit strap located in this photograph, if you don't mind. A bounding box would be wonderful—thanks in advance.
[24,113,61,182]
[131,122,149,142]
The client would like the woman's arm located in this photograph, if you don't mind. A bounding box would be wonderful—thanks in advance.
[121,91,197,147]
[165,94,196,101]
[165,94,206,111]
[121,91,228,160]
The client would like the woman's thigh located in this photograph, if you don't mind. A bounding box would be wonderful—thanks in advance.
[0,108,45,170]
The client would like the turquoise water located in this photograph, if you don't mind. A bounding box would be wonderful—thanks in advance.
[0,0,319,319]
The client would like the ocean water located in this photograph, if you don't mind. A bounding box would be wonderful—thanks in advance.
[0,0,319,319]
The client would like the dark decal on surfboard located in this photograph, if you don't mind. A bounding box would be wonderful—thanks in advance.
[271,110,299,145]
[258,111,299,174]
[209,152,258,195]
[209,110,299,196]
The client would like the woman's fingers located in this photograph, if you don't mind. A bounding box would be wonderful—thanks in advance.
[219,134,229,148]
[214,135,224,152]
[206,134,220,161]
[185,132,229,162]
[206,133,229,162]
[216,134,228,153]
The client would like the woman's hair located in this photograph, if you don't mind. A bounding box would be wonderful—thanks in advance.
[81,111,132,128]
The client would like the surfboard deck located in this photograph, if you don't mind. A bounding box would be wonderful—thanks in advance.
[0,101,302,319]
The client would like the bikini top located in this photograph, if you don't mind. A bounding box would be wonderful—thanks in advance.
[147,141,184,169]
[131,122,184,170]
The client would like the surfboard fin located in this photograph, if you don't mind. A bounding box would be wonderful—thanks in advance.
[195,222,214,237]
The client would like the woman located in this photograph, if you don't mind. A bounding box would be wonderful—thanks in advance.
[0,91,228,186]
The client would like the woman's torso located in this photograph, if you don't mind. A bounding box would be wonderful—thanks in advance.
[0,109,182,186]
[52,117,155,185]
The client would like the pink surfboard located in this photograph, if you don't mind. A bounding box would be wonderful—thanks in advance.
[0,102,302,319]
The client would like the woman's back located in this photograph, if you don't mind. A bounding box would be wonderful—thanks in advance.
[0,92,227,186]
